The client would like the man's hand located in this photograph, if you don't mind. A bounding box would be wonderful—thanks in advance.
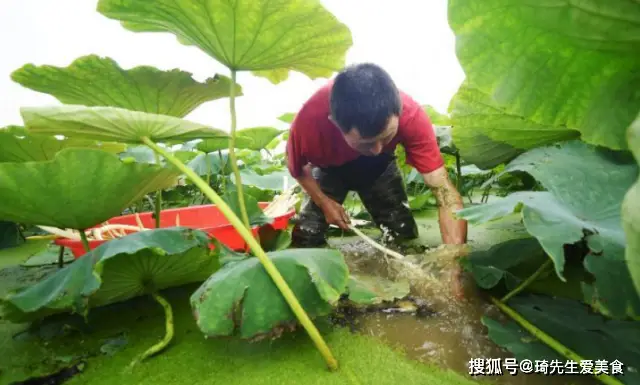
[421,166,467,245]
[319,198,351,230]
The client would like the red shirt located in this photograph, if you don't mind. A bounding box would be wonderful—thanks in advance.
[286,81,444,178]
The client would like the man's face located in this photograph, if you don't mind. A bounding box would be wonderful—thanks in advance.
[332,115,399,156]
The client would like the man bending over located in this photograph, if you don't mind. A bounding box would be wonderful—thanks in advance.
[285,63,467,252]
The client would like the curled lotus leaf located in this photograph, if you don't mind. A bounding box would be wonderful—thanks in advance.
[0,227,218,323]
[21,104,228,143]
[97,0,353,83]
[0,148,180,229]
[190,248,349,340]
[11,54,242,117]
[448,0,640,150]
[457,140,640,319]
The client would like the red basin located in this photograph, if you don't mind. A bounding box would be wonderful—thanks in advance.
[54,203,296,258]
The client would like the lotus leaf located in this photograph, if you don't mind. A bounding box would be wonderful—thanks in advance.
[624,113,640,297]
[11,55,241,117]
[96,0,353,83]
[451,127,522,170]
[423,105,451,126]
[196,136,254,153]
[457,140,640,318]
[235,127,284,151]
[449,84,578,168]
[278,113,296,124]
[0,148,180,230]
[0,239,50,269]
[223,184,272,227]
[190,248,349,339]
[448,0,640,151]
[1,227,217,323]
[21,105,228,143]
[461,237,546,290]
[187,152,232,176]
[257,226,292,252]
[346,274,410,306]
[0,125,126,162]
[0,221,25,251]
[482,295,640,385]
[118,145,161,164]
[234,169,296,192]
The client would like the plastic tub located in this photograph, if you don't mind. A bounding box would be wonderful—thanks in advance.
[55,203,296,258]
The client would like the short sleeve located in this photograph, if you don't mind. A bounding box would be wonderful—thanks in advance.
[401,108,444,174]
[286,115,308,179]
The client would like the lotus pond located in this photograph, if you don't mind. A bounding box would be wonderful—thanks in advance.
[1,1,639,385]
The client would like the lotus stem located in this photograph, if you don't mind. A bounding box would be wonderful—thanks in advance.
[348,225,405,260]
[26,234,58,241]
[57,246,65,268]
[501,258,552,302]
[141,137,339,371]
[490,297,623,385]
[154,152,162,228]
[455,151,462,191]
[130,292,174,368]
[77,231,90,253]
[228,70,251,230]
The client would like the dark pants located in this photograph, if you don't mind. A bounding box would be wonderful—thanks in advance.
[291,152,419,247]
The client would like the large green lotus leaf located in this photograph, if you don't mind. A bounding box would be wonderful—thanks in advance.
[449,84,579,168]
[461,237,587,301]
[235,127,284,151]
[346,274,410,306]
[457,141,640,318]
[423,105,451,126]
[278,113,296,124]
[451,126,522,170]
[222,183,272,226]
[0,148,180,229]
[0,221,25,251]
[11,55,241,118]
[196,136,254,153]
[0,125,126,162]
[448,0,640,151]
[232,169,296,192]
[21,105,228,143]
[482,295,640,385]
[449,85,580,149]
[461,237,546,290]
[0,227,217,323]
[0,239,50,269]
[187,152,232,176]
[190,248,349,339]
[624,113,640,297]
[90,227,219,306]
[96,0,353,84]
[0,252,100,322]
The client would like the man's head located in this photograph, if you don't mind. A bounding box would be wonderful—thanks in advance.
[329,63,401,156]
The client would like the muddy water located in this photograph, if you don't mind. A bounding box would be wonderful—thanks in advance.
[329,215,599,385]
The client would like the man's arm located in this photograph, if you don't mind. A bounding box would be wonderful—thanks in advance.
[421,166,467,244]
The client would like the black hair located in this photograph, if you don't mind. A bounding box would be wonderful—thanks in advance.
[330,63,401,138]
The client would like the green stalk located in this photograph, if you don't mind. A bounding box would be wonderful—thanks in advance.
[154,152,162,228]
[57,246,65,268]
[142,137,338,371]
[228,70,251,230]
[501,258,552,302]
[130,292,174,368]
[79,231,90,253]
[455,151,462,191]
[490,297,623,385]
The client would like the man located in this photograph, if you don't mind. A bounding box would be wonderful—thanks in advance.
[286,63,467,250]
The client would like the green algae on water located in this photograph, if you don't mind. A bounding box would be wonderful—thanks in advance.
[1,281,484,385]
